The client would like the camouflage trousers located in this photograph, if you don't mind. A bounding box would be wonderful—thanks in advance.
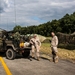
[31,45,40,58]
[51,47,58,62]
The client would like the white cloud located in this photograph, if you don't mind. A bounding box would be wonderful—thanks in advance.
[0,0,75,30]
[0,0,10,13]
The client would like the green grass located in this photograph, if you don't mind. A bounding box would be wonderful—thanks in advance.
[41,43,50,47]
[46,37,51,39]
[40,43,75,62]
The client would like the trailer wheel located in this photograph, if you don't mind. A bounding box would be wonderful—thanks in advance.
[6,49,16,60]
[22,51,30,58]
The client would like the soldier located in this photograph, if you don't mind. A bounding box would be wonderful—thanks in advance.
[50,32,58,63]
[30,34,41,61]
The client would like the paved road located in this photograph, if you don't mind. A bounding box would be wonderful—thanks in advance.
[0,63,6,75]
[0,55,75,75]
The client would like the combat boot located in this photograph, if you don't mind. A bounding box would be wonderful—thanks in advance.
[54,56,58,63]
[49,58,53,62]
[53,56,55,62]
[37,57,40,61]
[32,53,35,58]
[55,58,58,63]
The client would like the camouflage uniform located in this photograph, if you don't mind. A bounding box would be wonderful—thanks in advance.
[51,35,58,63]
[30,35,41,60]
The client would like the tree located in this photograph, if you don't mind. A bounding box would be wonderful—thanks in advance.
[13,12,75,36]
[13,25,22,33]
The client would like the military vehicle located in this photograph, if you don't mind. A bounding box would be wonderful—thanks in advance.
[0,28,31,60]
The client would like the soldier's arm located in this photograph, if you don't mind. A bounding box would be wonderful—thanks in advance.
[55,36,58,46]
[39,40,41,46]
[37,39,41,46]
[30,39,35,45]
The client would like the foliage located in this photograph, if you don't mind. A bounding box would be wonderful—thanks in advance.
[13,12,75,36]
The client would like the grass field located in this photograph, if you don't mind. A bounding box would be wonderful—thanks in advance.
[40,43,75,62]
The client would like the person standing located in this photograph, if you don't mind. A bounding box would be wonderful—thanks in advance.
[50,32,58,63]
[30,34,41,61]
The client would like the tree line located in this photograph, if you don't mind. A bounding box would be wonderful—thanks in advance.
[13,12,75,36]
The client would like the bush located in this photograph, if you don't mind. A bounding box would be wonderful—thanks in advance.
[58,44,75,50]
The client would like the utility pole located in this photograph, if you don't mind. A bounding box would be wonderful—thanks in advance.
[14,0,17,26]
[0,0,2,27]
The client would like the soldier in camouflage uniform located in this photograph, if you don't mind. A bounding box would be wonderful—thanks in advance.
[51,32,58,63]
[30,34,41,61]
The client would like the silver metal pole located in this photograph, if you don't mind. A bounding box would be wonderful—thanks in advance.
[14,0,17,26]
[0,0,2,27]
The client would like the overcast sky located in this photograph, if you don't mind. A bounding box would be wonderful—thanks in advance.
[0,0,75,30]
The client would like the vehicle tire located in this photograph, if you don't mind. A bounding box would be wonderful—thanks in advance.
[22,51,30,58]
[6,49,16,60]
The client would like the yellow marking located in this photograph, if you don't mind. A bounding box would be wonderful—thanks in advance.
[0,57,12,75]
